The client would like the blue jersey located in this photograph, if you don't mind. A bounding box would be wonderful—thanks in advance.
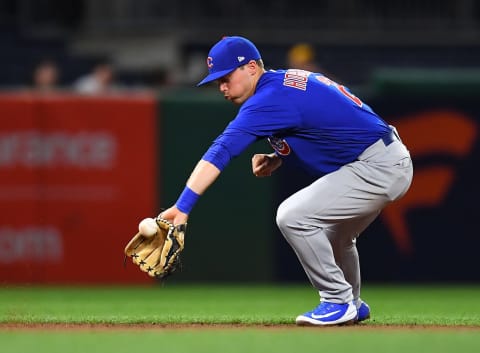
[202,69,390,177]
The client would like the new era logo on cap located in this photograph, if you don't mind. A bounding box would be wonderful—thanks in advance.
[197,36,261,86]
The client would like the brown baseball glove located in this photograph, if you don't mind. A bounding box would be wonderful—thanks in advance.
[124,217,186,279]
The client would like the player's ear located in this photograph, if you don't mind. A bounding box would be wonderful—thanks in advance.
[246,60,258,75]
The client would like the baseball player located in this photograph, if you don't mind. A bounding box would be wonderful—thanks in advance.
[160,36,413,325]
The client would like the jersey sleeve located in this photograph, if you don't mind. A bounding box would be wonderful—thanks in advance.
[202,96,300,171]
[201,129,257,171]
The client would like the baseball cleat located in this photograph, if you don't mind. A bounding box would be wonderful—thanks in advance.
[355,299,371,322]
[295,301,357,326]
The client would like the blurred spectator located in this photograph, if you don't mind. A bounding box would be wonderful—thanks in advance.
[286,43,321,72]
[73,61,119,94]
[286,43,342,83]
[31,60,61,92]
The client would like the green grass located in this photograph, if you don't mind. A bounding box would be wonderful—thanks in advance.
[1,284,480,353]
[1,284,479,326]
[1,330,480,353]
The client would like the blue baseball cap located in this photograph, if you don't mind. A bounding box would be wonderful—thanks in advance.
[197,36,261,86]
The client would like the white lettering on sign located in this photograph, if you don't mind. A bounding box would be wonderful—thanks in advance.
[0,131,117,169]
[0,227,63,263]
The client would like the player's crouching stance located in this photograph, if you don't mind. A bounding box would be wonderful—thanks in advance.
[155,36,413,326]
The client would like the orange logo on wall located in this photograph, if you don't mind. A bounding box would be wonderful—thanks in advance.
[381,110,477,254]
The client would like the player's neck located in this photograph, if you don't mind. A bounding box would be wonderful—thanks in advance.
[252,69,266,93]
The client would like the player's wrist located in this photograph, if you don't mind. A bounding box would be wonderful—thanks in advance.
[175,186,200,214]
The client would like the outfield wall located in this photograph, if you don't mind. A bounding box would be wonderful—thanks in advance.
[0,93,159,284]
[158,90,275,282]
[0,76,479,284]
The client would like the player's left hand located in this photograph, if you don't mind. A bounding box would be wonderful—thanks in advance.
[252,153,282,177]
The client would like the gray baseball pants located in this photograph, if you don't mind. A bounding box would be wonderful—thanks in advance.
[276,131,413,303]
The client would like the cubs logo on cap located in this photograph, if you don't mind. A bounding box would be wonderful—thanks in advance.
[197,36,261,86]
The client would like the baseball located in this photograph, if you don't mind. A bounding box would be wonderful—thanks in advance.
[138,218,159,237]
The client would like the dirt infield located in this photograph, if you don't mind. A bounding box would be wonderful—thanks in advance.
[1,323,479,331]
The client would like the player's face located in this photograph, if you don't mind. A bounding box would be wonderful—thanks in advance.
[217,63,256,105]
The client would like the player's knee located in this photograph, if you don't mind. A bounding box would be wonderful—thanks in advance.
[275,201,287,231]
[276,200,297,235]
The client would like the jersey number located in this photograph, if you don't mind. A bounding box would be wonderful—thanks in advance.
[337,85,363,107]
[316,75,363,107]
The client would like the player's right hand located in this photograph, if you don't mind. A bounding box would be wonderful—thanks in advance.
[159,206,189,226]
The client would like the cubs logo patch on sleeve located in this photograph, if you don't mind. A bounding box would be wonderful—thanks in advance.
[268,136,291,156]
